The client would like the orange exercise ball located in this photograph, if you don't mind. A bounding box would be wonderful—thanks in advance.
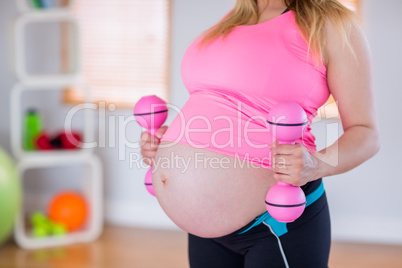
[48,191,88,231]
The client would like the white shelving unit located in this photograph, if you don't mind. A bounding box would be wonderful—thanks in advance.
[11,0,103,249]
[14,156,103,249]
[14,11,80,85]
[16,0,73,13]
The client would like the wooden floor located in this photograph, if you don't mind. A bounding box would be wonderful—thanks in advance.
[0,226,401,268]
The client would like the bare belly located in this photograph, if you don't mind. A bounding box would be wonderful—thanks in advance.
[152,140,276,238]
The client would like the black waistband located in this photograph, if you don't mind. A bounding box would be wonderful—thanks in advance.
[301,177,323,196]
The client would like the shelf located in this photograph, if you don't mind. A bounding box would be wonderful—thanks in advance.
[17,150,93,166]
[10,83,95,161]
[14,12,80,82]
[14,156,103,249]
[15,78,86,89]
[17,0,74,14]
[12,0,103,250]
[19,75,84,88]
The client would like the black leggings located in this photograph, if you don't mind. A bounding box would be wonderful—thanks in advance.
[188,191,331,268]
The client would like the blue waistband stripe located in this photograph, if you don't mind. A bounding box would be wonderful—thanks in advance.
[305,182,324,207]
[238,182,325,236]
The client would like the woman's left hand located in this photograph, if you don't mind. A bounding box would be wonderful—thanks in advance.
[269,140,321,187]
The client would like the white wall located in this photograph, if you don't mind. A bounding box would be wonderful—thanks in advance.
[1,0,401,245]
[0,1,17,152]
[322,0,402,244]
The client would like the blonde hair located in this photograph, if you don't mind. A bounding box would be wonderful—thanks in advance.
[197,0,360,67]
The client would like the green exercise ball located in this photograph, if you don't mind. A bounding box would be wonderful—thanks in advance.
[0,147,21,246]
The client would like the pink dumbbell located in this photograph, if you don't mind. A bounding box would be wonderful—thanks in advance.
[134,95,168,196]
[266,102,308,222]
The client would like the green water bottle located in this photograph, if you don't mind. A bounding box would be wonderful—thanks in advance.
[24,109,42,151]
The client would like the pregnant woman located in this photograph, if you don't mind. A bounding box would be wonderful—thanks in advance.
[140,0,380,267]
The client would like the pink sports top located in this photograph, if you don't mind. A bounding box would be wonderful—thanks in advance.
[160,9,330,169]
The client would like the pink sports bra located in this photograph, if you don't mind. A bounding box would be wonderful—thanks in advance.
[160,10,330,169]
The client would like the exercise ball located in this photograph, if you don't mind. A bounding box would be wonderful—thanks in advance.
[48,191,88,231]
[0,148,21,246]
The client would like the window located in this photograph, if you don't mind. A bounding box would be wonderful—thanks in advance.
[64,0,171,107]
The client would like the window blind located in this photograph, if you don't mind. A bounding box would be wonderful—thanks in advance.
[65,0,171,107]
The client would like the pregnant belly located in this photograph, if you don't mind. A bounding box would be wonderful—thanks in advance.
[152,140,276,238]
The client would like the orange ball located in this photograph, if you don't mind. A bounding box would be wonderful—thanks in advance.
[48,192,88,231]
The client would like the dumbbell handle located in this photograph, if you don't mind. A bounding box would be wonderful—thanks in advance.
[273,139,296,185]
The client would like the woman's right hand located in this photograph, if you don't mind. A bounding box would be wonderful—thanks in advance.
[139,126,168,166]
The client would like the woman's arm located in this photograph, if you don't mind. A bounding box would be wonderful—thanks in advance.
[313,19,381,178]
[270,19,380,186]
